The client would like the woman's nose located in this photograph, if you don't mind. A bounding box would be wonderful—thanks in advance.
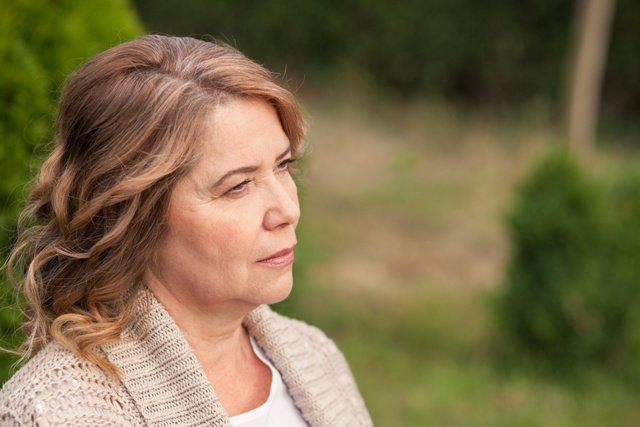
[263,177,300,231]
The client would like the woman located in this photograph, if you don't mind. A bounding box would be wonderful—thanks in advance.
[0,35,372,426]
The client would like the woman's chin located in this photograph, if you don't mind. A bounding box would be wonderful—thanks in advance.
[260,274,294,306]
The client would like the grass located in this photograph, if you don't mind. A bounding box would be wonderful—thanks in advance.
[285,285,640,427]
[280,89,640,426]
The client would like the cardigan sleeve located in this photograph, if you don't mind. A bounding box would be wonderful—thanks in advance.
[0,409,20,427]
[0,343,143,427]
[0,377,142,427]
[245,306,373,427]
[0,403,139,427]
[306,323,373,426]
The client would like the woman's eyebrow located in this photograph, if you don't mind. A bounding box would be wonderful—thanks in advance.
[211,146,292,188]
[274,146,291,162]
[211,166,259,189]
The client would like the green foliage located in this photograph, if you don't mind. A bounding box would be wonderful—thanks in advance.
[0,0,142,384]
[604,164,640,379]
[131,0,640,115]
[498,150,640,381]
[131,0,571,102]
[0,0,142,253]
[0,286,22,382]
[499,151,607,370]
[606,0,640,118]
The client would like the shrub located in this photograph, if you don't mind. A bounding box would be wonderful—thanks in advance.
[498,150,640,381]
[131,0,640,116]
[0,0,142,385]
[497,150,609,372]
[0,0,142,252]
[602,164,640,379]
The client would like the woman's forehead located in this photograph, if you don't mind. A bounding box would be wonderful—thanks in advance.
[193,99,291,171]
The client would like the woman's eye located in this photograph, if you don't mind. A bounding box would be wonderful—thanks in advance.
[225,179,251,196]
[276,158,297,173]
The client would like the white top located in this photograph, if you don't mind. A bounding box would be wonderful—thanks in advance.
[229,337,308,427]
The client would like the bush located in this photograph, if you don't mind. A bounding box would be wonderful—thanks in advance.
[498,150,640,380]
[0,0,142,253]
[0,0,142,385]
[603,164,640,379]
[498,150,608,372]
[131,0,640,116]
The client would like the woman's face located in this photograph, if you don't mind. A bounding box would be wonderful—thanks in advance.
[147,98,300,316]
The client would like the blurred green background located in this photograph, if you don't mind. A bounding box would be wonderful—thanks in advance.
[2,1,640,425]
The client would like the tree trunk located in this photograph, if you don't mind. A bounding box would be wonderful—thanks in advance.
[566,0,616,155]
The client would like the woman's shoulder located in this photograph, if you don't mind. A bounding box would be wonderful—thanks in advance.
[0,341,141,426]
[247,305,358,390]
[247,306,373,426]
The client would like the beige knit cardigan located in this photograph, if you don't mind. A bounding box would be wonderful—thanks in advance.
[0,290,372,426]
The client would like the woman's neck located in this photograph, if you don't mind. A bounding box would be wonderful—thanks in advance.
[145,281,272,416]
[186,319,272,416]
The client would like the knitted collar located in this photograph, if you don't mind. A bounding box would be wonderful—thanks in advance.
[101,290,339,427]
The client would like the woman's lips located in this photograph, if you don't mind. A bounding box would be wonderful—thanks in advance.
[257,247,295,267]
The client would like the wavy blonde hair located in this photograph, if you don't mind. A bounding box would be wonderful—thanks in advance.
[6,35,305,378]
